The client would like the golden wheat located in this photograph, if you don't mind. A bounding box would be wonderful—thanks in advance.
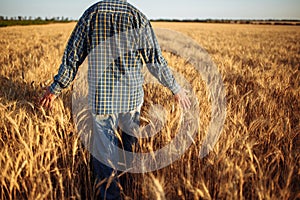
[0,22,299,199]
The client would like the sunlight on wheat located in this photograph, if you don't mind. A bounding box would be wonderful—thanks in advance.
[0,22,299,199]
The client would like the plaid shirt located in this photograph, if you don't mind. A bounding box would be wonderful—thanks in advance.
[50,0,180,115]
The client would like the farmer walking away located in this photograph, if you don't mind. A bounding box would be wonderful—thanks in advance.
[39,0,191,199]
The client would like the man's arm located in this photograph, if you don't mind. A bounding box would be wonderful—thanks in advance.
[39,16,89,109]
[139,22,191,109]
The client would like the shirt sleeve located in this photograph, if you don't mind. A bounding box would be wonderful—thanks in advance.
[139,22,181,95]
[49,16,89,96]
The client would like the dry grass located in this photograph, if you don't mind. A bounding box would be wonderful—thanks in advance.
[0,22,299,199]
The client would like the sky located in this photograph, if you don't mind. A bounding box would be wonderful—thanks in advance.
[0,0,299,20]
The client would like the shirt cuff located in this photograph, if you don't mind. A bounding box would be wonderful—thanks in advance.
[49,81,63,96]
[170,81,181,95]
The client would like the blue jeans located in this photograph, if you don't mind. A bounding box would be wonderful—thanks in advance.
[91,105,141,200]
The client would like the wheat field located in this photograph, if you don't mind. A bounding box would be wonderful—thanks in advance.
[0,22,299,200]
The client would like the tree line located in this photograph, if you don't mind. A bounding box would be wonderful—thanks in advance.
[1,16,299,27]
[0,16,74,27]
[151,19,300,25]
[0,16,72,21]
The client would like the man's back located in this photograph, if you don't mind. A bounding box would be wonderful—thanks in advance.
[48,0,181,115]
[83,0,149,114]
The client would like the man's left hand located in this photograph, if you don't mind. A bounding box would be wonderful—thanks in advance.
[174,89,191,110]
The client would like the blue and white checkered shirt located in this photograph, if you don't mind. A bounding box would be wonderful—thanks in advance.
[50,0,180,115]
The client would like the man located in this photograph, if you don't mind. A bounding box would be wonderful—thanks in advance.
[39,0,190,199]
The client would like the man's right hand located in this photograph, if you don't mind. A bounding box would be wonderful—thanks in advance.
[38,87,57,110]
